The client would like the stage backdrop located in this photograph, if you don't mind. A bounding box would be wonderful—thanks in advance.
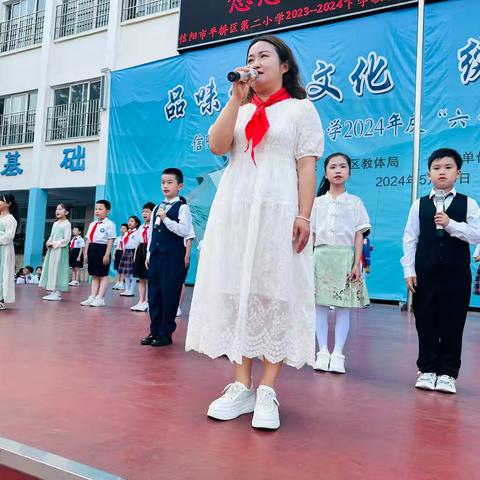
[106,1,480,305]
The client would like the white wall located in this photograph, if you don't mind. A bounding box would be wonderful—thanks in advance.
[0,47,42,96]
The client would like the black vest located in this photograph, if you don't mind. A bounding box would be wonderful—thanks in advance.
[415,193,470,273]
[149,201,186,256]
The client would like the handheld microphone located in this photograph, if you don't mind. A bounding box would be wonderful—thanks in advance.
[433,189,446,238]
[227,68,258,83]
[153,205,165,231]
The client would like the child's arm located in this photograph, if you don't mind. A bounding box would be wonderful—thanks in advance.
[104,238,114,265]
[84,239,90,262]
[77,239,84,261]
[401,201,420,293]
[0,216,16,245]
[160,205,192,238]
[185,238,193,268]
[474,244,480,262]
[439,198,480,244]
[348,231,364,282]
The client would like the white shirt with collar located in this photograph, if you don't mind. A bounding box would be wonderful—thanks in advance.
[70,236,85,249]
[401,188,480,278]
[311,191,370,247]
[121,228,139,250]
[147,197,193,254]
[86,217,116,245]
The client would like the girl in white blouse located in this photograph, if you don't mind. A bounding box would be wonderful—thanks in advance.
[311,153,370,374]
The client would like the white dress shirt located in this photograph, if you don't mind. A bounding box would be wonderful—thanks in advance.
[401,188,480,278]
[86,217,116,245]
[70,236,85,249]
[121,228,139,250]
[147,197,193,254]
[311,191,370,247]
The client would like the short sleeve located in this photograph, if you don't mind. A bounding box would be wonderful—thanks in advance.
[107,221,116,239]
[294,99,324,161]
[355,198,371,233]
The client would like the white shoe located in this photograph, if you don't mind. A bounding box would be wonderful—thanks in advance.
[80,296,95,306]
[137,302,149,312]
[176,306,182,317]
[252,385,280,430]
[90,297,106,307]
[314,351,330,372]
[207,382,256,421]
[117,282,125,290]
[112,282,119,290]
[329,352,346,373]
[435,375,456,394]
[68,280,77,286]
[120,290,134,297]
[415,372,437,391]
[43,292,62,301]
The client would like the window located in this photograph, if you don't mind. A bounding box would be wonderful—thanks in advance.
[0,91,37,146]
[121,0,179,22]
[46,80,101,141]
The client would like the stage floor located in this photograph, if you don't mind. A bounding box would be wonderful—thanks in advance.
[1,285,479,480]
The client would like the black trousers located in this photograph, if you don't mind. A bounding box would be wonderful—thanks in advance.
[147,252,186,337]
[413,267,471,378]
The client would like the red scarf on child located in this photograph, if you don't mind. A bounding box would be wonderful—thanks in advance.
[244,87,292,165]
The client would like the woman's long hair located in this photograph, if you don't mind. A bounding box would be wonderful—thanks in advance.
[1,193,19,224]
[317,153,352,197]
[245,35,307,103]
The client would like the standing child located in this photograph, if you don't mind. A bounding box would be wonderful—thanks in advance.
[112,223,128,290]
[401,148,480,394]
[81,200,116,307]
[140,168,192,347]
[473,244,480,296]
[39,203,72,301]
[118,216,140,298]
[311,153,370,374]
[0,193,18,310]
[131,203,155,312]
[68,226,85,286]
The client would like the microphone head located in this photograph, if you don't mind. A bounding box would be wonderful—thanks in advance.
[434,189,446,205]
[227,71,241,82]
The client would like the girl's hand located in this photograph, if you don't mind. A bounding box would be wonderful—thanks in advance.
[76,257,81,262]
[46,241,52,248]
[292,217,310,254]
[185,255,190,269]
[102,254,110,266]
[406,276,417,293]
[231,67,256,104]
[348,264,361,282]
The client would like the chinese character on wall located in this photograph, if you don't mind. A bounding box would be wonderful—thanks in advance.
[60,146,86,172]
[1,151,23,176]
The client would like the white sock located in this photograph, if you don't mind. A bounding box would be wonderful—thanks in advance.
[125,275,134,293]
[333,307,350,355]
[315,305,330,352]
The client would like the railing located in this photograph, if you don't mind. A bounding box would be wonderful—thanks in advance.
[121,0,179,21]
[0,110,36,146]
[0,10,44,53]
[54,0,110,39]
[46,99,100,141]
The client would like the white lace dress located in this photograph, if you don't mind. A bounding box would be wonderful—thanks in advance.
[185,98,324,368]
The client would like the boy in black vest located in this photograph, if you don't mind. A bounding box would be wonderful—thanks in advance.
[141,168,193,347]
[401,148,480,394]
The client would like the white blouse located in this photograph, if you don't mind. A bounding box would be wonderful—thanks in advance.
[311,191,370,247]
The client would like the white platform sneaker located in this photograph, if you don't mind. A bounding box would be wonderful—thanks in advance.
[435,375,456,394]
[252,385,280,430]
[207,382,255,421]
[314,351,330,372]
[415,372,437,391]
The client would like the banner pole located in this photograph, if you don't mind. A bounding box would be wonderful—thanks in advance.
[407,0,425,312]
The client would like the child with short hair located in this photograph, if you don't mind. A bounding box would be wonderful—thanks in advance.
[118,215,141,297]
[39,203,72,301]
[311,153,370,374]
[81,200,116,307]
[131,202,155,312]
[401,148,480,394]
[140,168,192,347]
[68,226,85,286]
[112,223,128,290]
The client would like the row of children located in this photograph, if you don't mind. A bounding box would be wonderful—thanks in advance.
[15,265,42,284]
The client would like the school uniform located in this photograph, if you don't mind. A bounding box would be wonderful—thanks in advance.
[118,228,138,275]
[86,218,116,277]
[146,197,192,342]
[401,189,480,378]
[113,236,124,271]
[69,236,85,268]
[133,225,149,280]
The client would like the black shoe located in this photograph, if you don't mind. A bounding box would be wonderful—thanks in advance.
[140,334,156,345]
[151,335,172,347]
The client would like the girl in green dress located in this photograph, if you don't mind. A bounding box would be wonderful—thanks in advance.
[39,203,72,301]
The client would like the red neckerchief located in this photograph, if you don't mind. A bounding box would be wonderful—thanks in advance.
[244,87,292,165]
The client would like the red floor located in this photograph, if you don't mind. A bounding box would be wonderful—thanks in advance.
[1,284,479,480]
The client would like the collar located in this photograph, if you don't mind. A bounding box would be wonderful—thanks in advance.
[162,196,180,204]
[429,188,456,199]
[325,190,349,202]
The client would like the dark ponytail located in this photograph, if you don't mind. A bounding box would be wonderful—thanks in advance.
[1,193,19,224]
[316,153,352,197]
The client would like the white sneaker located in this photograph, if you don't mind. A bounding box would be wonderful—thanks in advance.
[435,375,456,394]
[329,352,346,373]
[80,296,95,306]
[68,280,77,286]
[176,306,182,317]
[137,302,149,312]
[43,292,62,301]
[112,282,119,290]
[120,290,134,297]
[207,382,256,421]
[252,385,280,430]
[90,297,106,307]
[415,372,437,391]
[314,351,330,372]
[117,282,125,290]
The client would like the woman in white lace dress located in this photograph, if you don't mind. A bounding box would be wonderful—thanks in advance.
[185,35,324,429]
